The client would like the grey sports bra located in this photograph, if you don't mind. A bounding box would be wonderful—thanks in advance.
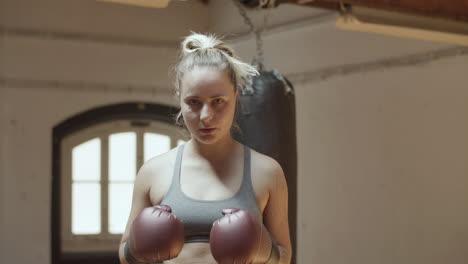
[159,144,262,243]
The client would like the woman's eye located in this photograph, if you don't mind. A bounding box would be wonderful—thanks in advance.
[213,98,224,104]
[188,99,199,105]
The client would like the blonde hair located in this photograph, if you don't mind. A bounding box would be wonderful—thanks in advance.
[172,32,259,134]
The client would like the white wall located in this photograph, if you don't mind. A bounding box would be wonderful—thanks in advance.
[294,55,468,264]
[1,0,468,263]
[1,0,210,43]
[0,86,6,261]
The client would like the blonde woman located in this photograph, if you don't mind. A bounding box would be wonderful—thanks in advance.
[119,32,292,264]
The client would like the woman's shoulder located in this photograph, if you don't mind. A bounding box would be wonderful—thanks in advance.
[146,145,181,167]
[247,146,284,178]
[246,147,289,201]
[130,146,182,206]
[136,145,181,180]
[245,146,287,198]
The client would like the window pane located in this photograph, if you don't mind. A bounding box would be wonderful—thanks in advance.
[177,139,185,146]
[72,183,101,234]
[72,138,101,181]
[109,132,136,181]
[108,183,133,234]
[144,133,170,162]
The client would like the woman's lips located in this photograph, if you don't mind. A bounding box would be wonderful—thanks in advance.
[199,128,216,134]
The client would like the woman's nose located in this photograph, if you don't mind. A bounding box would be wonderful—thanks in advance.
[200,103,214,121]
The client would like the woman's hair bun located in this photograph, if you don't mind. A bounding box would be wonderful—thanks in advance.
[174,32,259,98]
[181,32,235,57]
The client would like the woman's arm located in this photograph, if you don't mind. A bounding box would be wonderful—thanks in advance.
[118,162,154,264]
[256,159,292,264]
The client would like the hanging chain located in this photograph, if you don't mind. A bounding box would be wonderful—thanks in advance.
[232,0,294,95]
[232,0,273,71]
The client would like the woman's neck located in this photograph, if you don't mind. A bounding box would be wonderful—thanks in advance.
[186,136,239,163]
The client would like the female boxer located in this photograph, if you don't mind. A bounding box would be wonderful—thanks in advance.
[118,32,291,264]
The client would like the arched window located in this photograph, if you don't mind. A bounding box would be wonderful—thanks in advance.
[52,102,184,264]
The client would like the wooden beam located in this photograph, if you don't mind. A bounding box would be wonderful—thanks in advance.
[279,0,340,11]
[279,0,468,23]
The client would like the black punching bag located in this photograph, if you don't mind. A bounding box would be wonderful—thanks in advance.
[232,70,297,263]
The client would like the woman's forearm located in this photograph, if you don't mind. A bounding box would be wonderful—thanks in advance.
[277,245,291,264]
[254,224,291,264]
[119,241,129,264]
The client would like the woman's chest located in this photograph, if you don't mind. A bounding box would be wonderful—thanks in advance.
[149,159,270,214]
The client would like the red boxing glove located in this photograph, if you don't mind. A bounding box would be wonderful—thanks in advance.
[210,208,262,264]
[128,205,184,263]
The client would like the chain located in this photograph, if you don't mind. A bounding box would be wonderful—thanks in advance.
[232,0,296,95]
[232,0,272,71]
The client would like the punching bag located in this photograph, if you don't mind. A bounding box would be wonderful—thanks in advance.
[232,69,297,263]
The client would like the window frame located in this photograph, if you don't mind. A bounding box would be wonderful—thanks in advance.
[52,102,182,264]
[61,120,183,253]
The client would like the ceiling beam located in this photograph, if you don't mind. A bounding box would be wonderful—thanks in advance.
[279,0,468,23]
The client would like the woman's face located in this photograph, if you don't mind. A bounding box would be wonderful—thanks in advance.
[180,66,237,145]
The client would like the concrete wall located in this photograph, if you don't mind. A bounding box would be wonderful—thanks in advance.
[293,54,468,264]
[1,0,468,263]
